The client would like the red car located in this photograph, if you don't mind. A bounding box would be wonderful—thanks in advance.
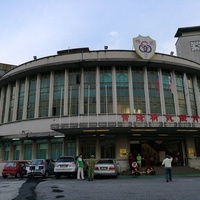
[2,160,29,178]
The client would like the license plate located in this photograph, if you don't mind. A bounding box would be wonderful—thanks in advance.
[35,166,39,170]
[61,165,68,167]
[100,167,107,170]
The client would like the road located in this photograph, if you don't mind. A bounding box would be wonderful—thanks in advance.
[1,175,200,200]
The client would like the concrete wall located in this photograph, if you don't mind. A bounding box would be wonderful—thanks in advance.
[0,162,6,176]
[188,157,200,170]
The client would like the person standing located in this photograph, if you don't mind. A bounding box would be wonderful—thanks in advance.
[162,155,173,182]
[87,155,95,181]
[136,153,142,172]
[77,154,84,180]
[128,153,134,172]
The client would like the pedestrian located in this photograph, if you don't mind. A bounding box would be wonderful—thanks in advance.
[88,155,95,181]
[136,153,142,172]
[162,155,173,182]
[77,154,84,180]
[128,153,134,172]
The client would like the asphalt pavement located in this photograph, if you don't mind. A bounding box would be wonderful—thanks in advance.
[1,173,200,200]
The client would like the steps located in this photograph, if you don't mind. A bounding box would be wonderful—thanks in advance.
[122,166,200,176]
[153,166,200,175]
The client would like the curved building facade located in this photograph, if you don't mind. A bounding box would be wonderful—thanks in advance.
[1,47,200,171]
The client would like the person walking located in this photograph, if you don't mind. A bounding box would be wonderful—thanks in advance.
[77,154,84,180]
[87,155,95,181]
[162,155,173,182]
[136,153,142,172]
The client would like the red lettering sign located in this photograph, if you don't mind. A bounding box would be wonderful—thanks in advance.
[179,114,187,122]
[166,115,174,122]
[122,114,129,122]
[136,114,144,122]
[192,115,199,122]
[150,114,158,122]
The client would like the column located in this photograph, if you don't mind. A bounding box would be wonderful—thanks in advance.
[0,87,5,123]
[193,75,200,116]
[19,141,24,160]
[4,84,11,123]
[184,73,192,116]
[32,140,37,159]
[128,66,134,114]
[76,137,80,156]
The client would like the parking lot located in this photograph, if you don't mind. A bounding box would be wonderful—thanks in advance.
[1,175,200,200]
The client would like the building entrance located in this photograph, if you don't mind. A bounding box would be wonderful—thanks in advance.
[130,139,184,166]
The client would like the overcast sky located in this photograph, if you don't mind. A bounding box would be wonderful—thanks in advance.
[1,0,200,65]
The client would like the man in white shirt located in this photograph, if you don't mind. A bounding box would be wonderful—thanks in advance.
[162,155,173,182]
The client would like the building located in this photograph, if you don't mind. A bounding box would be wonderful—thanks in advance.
[0,63,15,78]
[0,27,200,172]
[175,26,200,63]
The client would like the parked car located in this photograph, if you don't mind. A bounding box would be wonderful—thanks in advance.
[27,159,55,178]
[2,160,29,178]
[54,156,88,179]
[94,159,119,178]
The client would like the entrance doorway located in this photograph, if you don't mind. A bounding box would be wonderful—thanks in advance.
[130,139,184,166]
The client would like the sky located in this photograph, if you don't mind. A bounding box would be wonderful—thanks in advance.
[1,0,200,65]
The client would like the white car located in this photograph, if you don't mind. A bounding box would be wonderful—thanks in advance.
[94,159,119,178]
[54,156,88,179]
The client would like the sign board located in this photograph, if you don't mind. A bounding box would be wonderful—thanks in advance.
[120,148,127,157]
[133,35,156,59]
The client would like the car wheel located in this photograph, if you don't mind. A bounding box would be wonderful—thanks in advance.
[3,175,8,179]
[15,172,21,178]
[55,173,60,179]
[44,171,49,178]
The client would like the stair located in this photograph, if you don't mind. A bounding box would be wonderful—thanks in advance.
[153,166,200,175]
[122,166,200,176]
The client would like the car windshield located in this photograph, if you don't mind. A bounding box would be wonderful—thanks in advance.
[57,157,74,162]
[30,160,44,165]
[5,162,16,167]
[97,160,114,164]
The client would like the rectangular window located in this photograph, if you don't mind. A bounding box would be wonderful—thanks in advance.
[100,139,115,158]
[147,69,161,114]
[66,141,76,156]
[27,76,37,119]
[68,69,80,116]
[13,145,20,160]
[51,143,63,159]
[4,146,10,160]
[39,73,50,117]
[81,139,96,159]
[116,66,130,114]
[84,68,96,114]
[17,79,25,120]
[53,71,64,116]
[36,143,47,159]
[100,66,113,114]
[24,144,32,160]
[8,83,15,122]
[132,67,146,114]
[162,71,175,114]
[176,73,187,115]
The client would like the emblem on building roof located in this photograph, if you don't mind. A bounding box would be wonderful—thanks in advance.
[133,35,156,59]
